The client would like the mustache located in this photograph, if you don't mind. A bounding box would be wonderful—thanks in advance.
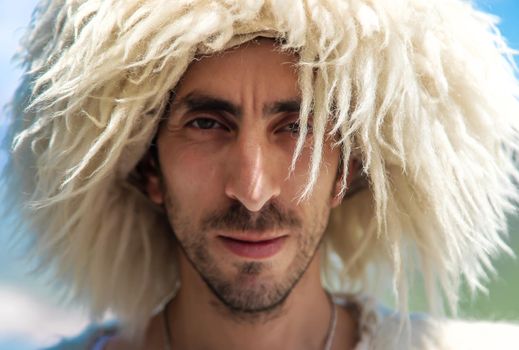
[200,201,302,232]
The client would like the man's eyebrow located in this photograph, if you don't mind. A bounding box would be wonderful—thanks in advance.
[174,92,301,119]
[263,99,301,116]
[176,92,242,117]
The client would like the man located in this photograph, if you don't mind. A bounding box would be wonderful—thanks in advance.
[2,0,519,349]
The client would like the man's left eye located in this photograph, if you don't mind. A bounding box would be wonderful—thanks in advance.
[187,118,226,130]
[280,122,313,135]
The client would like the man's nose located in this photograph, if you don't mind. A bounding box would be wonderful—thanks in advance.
[224,133,282,212]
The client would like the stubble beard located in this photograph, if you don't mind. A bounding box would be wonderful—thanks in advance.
[164,192,329,321]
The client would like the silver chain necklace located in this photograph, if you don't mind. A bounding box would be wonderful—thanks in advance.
[162,293,337,350]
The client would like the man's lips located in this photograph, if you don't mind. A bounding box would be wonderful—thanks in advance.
[218,235,288,259]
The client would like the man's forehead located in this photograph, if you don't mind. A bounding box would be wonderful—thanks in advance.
[169,40,301,114]
[193,39,296,65]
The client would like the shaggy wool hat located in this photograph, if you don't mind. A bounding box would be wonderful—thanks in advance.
[2,0,519,337]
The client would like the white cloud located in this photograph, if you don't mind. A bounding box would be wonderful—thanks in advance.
[0,286,89,348]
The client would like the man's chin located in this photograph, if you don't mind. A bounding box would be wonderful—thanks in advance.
[178,237,314,318]
[197,266,304,319]
[208,280,292,316]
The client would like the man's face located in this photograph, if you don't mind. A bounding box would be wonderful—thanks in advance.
[149,40,341,314]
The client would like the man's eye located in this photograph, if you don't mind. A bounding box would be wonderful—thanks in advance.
[281,122,313,135]
[187,118,226,130]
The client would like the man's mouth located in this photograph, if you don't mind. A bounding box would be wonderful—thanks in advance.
[217,235,288,259]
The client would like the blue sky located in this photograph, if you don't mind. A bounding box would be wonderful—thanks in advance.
[0,1,518,349]
[0,1,38,120]
[477,0,519,48]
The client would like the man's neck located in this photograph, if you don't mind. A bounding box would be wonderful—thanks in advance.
[165,253,356,350]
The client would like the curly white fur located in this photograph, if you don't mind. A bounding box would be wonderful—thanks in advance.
[2,0,519,338]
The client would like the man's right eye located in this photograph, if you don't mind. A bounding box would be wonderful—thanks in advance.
[186,118,226,130]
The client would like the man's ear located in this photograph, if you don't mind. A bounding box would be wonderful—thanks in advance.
[147,172,164,205]
[330,157,360,208]
[137,148,164,205]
